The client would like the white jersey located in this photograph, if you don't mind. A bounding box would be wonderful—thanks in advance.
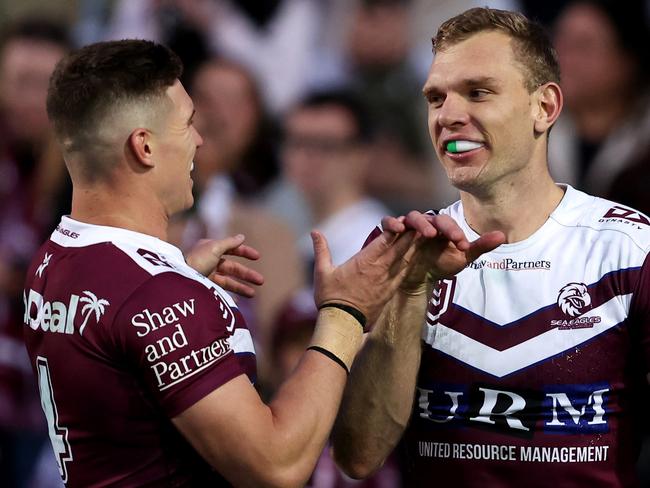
[402,185,650,487]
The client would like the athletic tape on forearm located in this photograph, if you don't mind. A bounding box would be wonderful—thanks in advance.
[308,307,364,373]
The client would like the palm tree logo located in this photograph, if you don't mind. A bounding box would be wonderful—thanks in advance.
[78,291,110,335]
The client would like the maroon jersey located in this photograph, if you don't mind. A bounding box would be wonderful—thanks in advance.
[23,217,256,487]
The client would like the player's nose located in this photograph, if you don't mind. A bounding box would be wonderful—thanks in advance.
[437,94,470,128]
[193,125,204,147]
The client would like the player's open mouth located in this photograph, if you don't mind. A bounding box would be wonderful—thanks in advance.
[445,140,484,154]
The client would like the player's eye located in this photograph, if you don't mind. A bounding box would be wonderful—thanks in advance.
[469,89,490,100]
[426,93,445,108]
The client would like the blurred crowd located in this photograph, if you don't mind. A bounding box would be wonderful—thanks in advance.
[0,0,648,486]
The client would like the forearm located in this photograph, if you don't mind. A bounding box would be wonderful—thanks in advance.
[185,307,364,488]
[258,351,349,485]
[332,288,428,478]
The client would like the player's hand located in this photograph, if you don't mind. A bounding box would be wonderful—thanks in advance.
[311,229,417,325]
[185,235,265,298]
[383,211,505,292]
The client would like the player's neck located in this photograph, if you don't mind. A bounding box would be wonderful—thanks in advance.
[70,185,169,241]
[460,169,564,244]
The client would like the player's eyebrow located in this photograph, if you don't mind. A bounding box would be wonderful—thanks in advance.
[463,76,500,88]
[422,83,441,99]
[423,76,501,97]
[422,79,436,95]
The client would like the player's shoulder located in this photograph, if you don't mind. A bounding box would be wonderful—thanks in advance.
[43,217,235,305]
[121,267,227,307]
[114,271,224,332]
[108,240,238,313]
[552,185,650,252]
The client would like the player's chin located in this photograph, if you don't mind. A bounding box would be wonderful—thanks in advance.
[177,191,195,214]
[447,165,474,181]
[448,170,485,192]
[185,192,195,210]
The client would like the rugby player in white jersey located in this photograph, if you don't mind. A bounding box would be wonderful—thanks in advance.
[333,7,650,487]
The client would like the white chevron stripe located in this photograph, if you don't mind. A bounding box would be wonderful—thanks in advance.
[425,294,631,377]
[428,279,454,323]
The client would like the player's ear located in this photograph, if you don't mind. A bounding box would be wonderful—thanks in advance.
[533,82,563,134]
[127,128,155,169]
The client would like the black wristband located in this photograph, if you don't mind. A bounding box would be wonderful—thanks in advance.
[307,346,349,374]
[318,303,367,331]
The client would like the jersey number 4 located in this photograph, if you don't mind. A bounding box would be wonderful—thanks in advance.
[37,356,73,483]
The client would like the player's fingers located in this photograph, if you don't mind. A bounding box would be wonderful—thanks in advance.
[224,243,260,261]
[387,238,419,279]
[311,230,334,277]
[430,214,470,251]
[185,236,246,276]
[466,230,506,262]
[381,215,406,234]
[357,225,410,264]
[403,211,439,238]
[382,231,418,274]
[208,234,247,256]
[211,274,257,298]
[215,259,265,286]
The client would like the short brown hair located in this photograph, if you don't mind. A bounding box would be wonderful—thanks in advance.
[433,8,560,91]
[47,39,182,148]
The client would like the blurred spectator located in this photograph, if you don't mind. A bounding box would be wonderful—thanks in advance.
[607,148,650,216]
[0,18,69,488]
[347,0,431,156]
[520,0,571,25]
[102,0,210,84]
[106,0,323,113]
[549,0,650,196]
[0,19,70,230]
[282,90,390,269]
[190,59,281,198]
[269,288,402,487]
[195,0,321,113]
[316,0,445,213]
[172,58,305,378]
[0,0,77,36]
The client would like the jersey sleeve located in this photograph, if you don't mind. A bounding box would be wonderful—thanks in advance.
[630,251,650,376]
[111,272,248,417]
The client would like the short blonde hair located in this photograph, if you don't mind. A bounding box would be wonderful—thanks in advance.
[433,7,560,91]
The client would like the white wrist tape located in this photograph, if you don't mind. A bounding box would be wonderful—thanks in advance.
[309,307,364,373]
